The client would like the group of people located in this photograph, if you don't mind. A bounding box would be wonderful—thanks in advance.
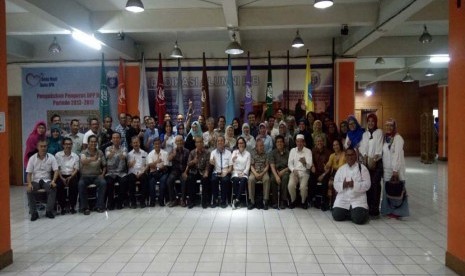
[23,108,408,225]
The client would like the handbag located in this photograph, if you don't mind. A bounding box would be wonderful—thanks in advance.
[385,180,406,209]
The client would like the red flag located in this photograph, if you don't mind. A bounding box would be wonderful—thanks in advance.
[117,58,127,114]
[201,52,210,119]
[156,53,166,125]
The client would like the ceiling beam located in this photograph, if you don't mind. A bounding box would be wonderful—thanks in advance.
[222,0,241,43]
[342,0,434,56]
[6,37,33,59]
[11,0,137,59]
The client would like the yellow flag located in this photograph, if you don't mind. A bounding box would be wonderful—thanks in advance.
[304,53,314,112]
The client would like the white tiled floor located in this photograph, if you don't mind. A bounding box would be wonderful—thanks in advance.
[0,157,457,275]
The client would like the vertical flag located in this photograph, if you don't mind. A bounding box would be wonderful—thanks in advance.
[138,54,150,118]
[201,52,210,119]
[225,55,236,125]
[117,58,127,114]
[99,53,110,121]
[156,53,166,126]
[304,51,314,111]
[176,59,184,116]
[266,51,273,117]
[244,52,253,123]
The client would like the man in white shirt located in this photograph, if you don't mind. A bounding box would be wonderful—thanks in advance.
[83,118,100,150]
[55,137,79,215]
[209,136,232,208]
[26,139,59,221]
[147,138,169,207]
[66,119,84,155]
[332,147,371,225]
[288,134,313,209]
[127,136,148,208]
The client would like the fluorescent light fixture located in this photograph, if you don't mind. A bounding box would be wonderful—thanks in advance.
[170,41,183,58]
[425,69,435,77]
[125,0,144,13]
[72,30,102,50]
[364,89,373,97]
[225,32,244,55]
[314,0,333,9]
[429,54,450,63]
[291,30,304,48]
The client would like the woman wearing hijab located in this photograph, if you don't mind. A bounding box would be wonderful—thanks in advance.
[225,125,237,151]
[326,121,339,151]
[312,120,327,149]
[240,123,256,153]
[24,120,47,167]
[47,124,63,155]
[359,113,384,217]
[185,121,203,151]
[344,115,364,151]
[381,119,409,219]
[278,121,295,151]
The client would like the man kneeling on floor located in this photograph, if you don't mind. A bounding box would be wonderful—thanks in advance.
[332,147,371,225]
[26,139,59,221]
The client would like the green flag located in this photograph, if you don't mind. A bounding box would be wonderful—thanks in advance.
[266,51,273,117]
[99,53,110,121]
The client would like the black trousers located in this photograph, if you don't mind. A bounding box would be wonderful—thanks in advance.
[366,159,383,216]
[104,174,130,208]
[126,173,149,204]
[332,207,369,225]
[56,174,78,210]
[185,172,209,206]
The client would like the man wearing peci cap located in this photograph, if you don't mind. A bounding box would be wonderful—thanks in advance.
[288,134,313,209]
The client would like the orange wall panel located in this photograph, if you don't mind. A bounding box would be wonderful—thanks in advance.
[447,0,465,264]
[125,65,140,117]
[0,0,12,259]
[335,61,355,123]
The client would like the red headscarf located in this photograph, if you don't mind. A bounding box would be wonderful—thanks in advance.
[24,120,47,167]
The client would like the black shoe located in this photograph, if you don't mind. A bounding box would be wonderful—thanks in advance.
[130,202,137,209]
[220,202,227,208]
[70,208,76,214]
[272,203,278,209]
[140,202,146,208]
[95,208,105,213]
[149,202,156,207]
[30,212,39,221]
[159,201,165,207]
[107,204,115,211]
[281,201,288,209]
[302,202,308,210]
[188,202,195,209]
[289,201,296,209]
[45,211,55,219]
[202,204,208,209]
[264,200,269,210]
[247,202,255,210]
[210,202,217,208]
[61,209,66,215]
[84,209,91,215]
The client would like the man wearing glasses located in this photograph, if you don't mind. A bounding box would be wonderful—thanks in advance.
[55,137,80,214]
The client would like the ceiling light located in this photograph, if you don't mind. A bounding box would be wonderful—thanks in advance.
[425,69,435,77]
[314,0,333,9]
[375,57,385,64]
[125,0,144,13]
[429,54,450,63]
[71,30,102,50]
[402,69,414,83]
[364,89,373,97]
[419,24,432,43]
[291,30,304,48]
[225,32,244,55]
[48,36,61,54]
[170,41,183,58]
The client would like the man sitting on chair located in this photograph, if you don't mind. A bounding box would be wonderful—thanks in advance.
[288,134,313,209]
[26,139,59,221]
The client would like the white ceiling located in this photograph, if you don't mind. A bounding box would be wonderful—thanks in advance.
[5,0,449,84]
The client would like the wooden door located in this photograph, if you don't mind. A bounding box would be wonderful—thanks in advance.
[8,97,22,186]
